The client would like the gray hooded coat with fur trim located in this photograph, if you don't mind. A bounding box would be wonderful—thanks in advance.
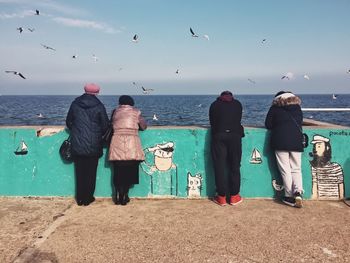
[265,95,304,152]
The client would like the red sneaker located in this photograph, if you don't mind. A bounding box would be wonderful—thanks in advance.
[229,194,243,205]
[213,195,227,206]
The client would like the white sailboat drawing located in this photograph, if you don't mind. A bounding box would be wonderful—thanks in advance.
[249,148,262,164]
[14,140,28,155]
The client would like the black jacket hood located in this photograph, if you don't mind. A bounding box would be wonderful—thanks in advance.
[75,94,100,109]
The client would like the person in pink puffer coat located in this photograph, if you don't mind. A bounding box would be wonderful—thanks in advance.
[109,95,147,205]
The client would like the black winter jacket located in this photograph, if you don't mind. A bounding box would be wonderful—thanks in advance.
[209,96,244,137]
[265,96,303,152]
[66,94,109,157]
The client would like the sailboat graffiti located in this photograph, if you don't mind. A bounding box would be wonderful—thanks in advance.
[14,140,28,155]
[249,148,262,164]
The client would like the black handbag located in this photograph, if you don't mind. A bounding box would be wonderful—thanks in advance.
[102,109,115,145]
[59,137,73,162]
[102,125,113,144]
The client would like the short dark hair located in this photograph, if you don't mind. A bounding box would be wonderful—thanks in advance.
[119,95,134,106]
[220,91,233,96]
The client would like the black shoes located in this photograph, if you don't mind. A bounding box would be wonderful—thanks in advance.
[282,196,296,207]
[282,192,303,208]
[76,197,95,206]
[118,194,130,206]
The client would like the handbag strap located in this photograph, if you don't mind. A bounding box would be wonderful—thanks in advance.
[283,109,303,134]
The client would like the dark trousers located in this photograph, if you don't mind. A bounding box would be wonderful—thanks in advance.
[211,132,242,196]
[112,161,140,196]
[74,156,99,205]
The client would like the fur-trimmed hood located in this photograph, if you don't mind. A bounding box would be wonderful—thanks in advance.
[272,92,301,107]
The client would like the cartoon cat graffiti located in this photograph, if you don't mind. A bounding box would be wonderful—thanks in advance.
[141,142,178,196]
[309,135,344,199]
[187,172,202,198]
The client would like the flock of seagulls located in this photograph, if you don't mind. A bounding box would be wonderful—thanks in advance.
[5,8,350,94]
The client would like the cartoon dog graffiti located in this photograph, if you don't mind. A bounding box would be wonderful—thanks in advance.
[141,142,178,196]
[187,172,202,197]
[309,135,344,199]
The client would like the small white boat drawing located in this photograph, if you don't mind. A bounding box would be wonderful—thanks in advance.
[14,140,28,155]
[249,148,262,164]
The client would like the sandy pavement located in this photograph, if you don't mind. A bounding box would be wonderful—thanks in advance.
[1,197,350,263]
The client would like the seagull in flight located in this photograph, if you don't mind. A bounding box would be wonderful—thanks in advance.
[203,34,210,41]
[175,69,179,74]
[37,113,44,118]
[17,27,23,33]
[72,54,78,59]
[261,39,267,44]
[5,71,26,79]
[153,114,158,121]
[190,27,198,37]
[27,28,35,32]
[132,34,138,43]
[303,74,310,80]
[248,78,256,84]
[92,54,98,62]
[141,86,154,94]
[41,44,56,51]
[35,9,40,15]
[281,72,293,80]
[347,69,350,74]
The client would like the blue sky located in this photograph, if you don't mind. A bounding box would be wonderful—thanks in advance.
[1,0,350,95]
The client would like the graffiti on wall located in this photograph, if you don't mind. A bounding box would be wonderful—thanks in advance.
[14,140,28,155]
[187,172,202,197]
[141,141,178,196]
[272,179,284,192]
[309,135,344,200]
[249,148,262,164]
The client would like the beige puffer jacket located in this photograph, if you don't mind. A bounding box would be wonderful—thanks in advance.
[108,105,147,161]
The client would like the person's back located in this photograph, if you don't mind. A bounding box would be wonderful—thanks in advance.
[67,93,109,157]
[209,92,243,137]
[264,91,304,208]
[65,83,109,206]
[108,95,147,205]
[209,91,244,206]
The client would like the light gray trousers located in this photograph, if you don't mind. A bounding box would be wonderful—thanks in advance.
[275,151,303,197]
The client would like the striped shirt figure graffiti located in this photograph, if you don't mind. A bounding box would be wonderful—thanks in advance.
[309,135,344,199]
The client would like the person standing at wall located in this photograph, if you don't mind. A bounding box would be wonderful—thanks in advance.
[66,83,109,206]
[209,90,244,206]
[109,95,147,205]
[265,91,304,208]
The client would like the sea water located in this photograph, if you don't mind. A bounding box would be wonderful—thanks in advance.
[0,94,349,127]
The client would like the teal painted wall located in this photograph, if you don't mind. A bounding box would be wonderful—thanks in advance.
[0,127,349,199]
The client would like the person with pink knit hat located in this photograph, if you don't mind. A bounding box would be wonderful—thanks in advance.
[66,83,109,206]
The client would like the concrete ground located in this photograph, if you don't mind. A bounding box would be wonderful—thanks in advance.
[1,197,350,263]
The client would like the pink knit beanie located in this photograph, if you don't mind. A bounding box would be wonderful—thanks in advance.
[84,83,100,95]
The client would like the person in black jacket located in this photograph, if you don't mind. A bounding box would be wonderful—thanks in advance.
[209,91,244,206]
[265,91,304,208]
[66,83,109,206]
